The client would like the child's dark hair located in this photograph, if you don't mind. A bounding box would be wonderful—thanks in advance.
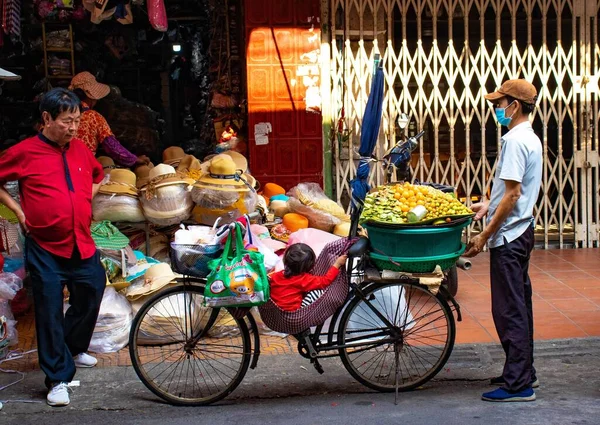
[283,243,316,278]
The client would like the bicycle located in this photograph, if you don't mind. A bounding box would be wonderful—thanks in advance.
[129,230,462,406]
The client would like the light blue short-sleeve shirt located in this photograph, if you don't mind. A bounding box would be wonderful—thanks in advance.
[486,121,542,248]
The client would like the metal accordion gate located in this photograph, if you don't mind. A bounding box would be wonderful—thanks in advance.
[326,0,600,248]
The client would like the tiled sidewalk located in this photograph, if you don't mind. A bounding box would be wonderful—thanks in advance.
[8,248,600,370]
[454,248,600,343]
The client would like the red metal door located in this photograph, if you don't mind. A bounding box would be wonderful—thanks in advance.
[245,0,323,190]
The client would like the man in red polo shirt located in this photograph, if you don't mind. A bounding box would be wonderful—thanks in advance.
[0,88,106,407]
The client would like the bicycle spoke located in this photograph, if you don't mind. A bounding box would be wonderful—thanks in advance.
[130,286,250,405]
[340,282,454,391]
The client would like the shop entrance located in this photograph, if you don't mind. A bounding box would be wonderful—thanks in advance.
[245,0,324,190]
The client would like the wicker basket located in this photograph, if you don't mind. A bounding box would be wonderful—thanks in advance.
[169,243,222,278]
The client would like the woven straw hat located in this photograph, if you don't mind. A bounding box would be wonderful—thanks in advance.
[176,155,202,174]
[69,71,110,100]
[195,155,256,192]
[222,151,248,173]
[134,163,154,189]
[126,263,177,300]
[140,163,194,195]
[162,146,186,167]
[99,169,139,198]
[97,156,116,173]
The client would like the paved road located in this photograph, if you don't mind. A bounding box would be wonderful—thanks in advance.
[1,338,599,425]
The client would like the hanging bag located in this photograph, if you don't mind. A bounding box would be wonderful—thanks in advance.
[204,223,269,307]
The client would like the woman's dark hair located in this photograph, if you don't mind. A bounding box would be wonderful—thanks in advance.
[39,88,80,119]
[72,88,88,104]
[506,95,536,115]
[283,243,316,278]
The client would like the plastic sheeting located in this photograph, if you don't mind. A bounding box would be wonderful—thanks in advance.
[287,183,348,232]
[191,186,257,226]
[0,272,22,347]
[92,193,145,223]
[87,287,133,353]
[140,185,194,226]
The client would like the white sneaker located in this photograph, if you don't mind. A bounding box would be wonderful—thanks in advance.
[47,382,70,406]
[73,353,97,368]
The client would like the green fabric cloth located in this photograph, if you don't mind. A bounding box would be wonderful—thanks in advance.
[91,221,130,250]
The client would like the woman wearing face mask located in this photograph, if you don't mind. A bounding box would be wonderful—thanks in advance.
[69,72,150,168]
[464,79,542,403]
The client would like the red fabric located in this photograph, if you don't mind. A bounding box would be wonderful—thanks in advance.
[0,134,104,259]
[269,266,340,312]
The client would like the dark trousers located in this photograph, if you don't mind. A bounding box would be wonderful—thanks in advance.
[490,226,536,392]
[25,237,106,388]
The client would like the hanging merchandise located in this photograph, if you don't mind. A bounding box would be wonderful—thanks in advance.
[204,223,269,308]
[36,0,86,21]
[2,0,20,38]
[89,0,115,24]
[114,0,133,25]
[147,0,167,32]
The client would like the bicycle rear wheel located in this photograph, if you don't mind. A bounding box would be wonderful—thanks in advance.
[338,281,455,392]
[129,285,251,405]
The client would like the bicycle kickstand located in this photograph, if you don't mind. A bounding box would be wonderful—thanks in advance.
[297,331,324,374]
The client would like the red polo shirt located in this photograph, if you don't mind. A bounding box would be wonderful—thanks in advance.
[0,134,104,259]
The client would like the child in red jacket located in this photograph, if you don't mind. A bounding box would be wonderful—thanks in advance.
[269,243,347,312]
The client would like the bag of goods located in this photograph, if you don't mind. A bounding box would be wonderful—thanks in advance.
[204,223,269,308]
[190,154,257,226]
[87,287,133,353]
[173,223,218,245]
[286,183,350,232]
[139,164,195,227]
[360,182,473,225]
[0,272,22,347]
[93,169,145,223]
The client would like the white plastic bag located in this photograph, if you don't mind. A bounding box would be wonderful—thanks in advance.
[0,272,23,300]
[0,301,17,346]
[247,229,279,272]
[88,287,133,353]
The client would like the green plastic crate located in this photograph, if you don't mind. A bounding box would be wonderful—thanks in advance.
[364,218,471,258]
[369,244,467,273]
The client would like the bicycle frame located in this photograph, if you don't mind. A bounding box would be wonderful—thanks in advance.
[291,253,420,360]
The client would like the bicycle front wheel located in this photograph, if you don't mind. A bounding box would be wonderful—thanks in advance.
[338,281,455,392]
[129,285,251,405]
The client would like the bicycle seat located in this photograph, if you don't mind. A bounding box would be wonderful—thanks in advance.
[348,236,369,257]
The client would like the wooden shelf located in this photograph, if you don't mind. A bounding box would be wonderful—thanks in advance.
[42,22,75,90]
[48,75,73,80]
[46,47,72,52]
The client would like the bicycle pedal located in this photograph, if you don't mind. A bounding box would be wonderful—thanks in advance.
[311,358,324,374]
